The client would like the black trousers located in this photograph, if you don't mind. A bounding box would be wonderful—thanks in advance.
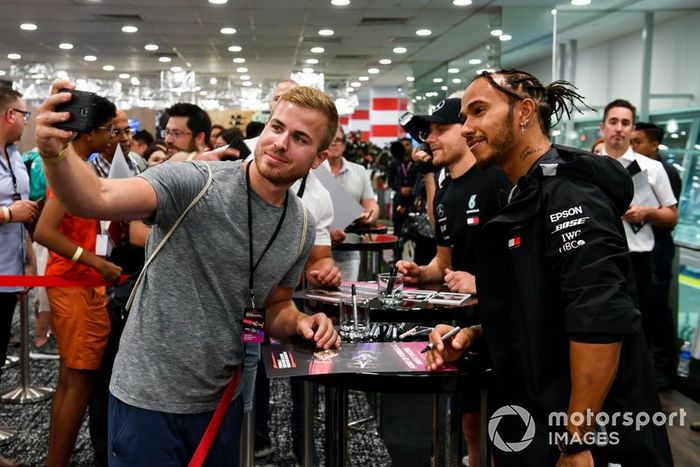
[0,292,18,382]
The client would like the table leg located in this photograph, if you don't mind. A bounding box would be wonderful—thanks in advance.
[303,382,314,467]
[240,409,254,467]
[432,393,460,467]
[480,388,489,467]
[325,386,348,467]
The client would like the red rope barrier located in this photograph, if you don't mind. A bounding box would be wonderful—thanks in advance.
[0,275,128,288]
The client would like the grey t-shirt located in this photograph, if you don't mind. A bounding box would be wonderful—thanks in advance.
[109,161,315,413]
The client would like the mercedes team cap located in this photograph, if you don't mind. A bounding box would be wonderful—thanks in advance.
[415,98,462,125]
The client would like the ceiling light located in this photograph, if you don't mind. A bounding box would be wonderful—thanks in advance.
[499,34,512,41]
[331,0,350,5]
[346,87,354,93]
[240,74,250,80]
[468,58,482,65]
[121,25,138,33]
[209,77,218,85]
[242,81,253,87]
[118,73,130,79]
[159,56,172,63]
[452,78,462,84]
[220,27,237,35]
[144,44,159,51]
[490,29,503,36]
[58,43,74,50]
[7,53,21,60]
[393,47,407,54]
[20,23,37,31]
[200,90,208,96]
[368,68,380,74]
[236,67,248,73]
[379,58,392,65]
[318,29,334,36]
[130,77,140,85]
[406,76,415,82]
[103,65,115,71]
[310,47,325,53]
[0,71,6,76]
[453,0,472,5]
[351,82,361,87]
[171,66,183,72]
[448,67,459,74]
[84,55,97,61]
[551,9,558,15]
[571,0,591,5]
[441,86,448,91]
[228,45,242,52]
[209,0,228,4]
[416,29,432,36]
[233,57,245,63]
[433,78,443,83]
[305,58,319,64]
[358,76,369,81]
[302,67,315,73]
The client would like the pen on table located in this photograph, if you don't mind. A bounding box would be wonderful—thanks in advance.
[399,325,419,340]
[420,326,461,353]
[386,264,398,295]
[351,284,359,332]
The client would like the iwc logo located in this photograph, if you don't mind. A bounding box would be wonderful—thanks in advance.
[488,405,536,452]
[468,194,477,209]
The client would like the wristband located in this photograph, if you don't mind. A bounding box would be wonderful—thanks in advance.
[1,207,9,223]
[71,246,83,263]
[41,145,71,166]
[7,207,12,222]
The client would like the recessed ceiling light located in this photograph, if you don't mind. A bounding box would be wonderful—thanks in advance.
[118,73,130,79]
[84,55,97,61]
[490,29,503,36]
[121,25,138,33]
[220,27,237,35]
[468,58,482,65]
[571,0,591,5]
[7,53,21,60]
[393,47,407,54]
[209,77,218,85]
[0,71,6,76]
[346,87,354,93]
[171,66,183,72]
[103,65,115,71]
[379,58,392,65]
[242,81,253,87]
[358,76,369,81]
[331,0,350,5]
[441,86,448,91]
[448,68,459,74]
[240,75,250,80]
[233,57,246,63]
[302,67,315,73]
[20,23,37,31]
[130,77,140,85]
[305,58,319,64]
[433,78,443,83]
[200,90,208,96]
[453,0,472,5]
[351,81,361,87]
[236,67,248,73]
[406,76,415,82]
[228,45,242,52]
[452,78,462,84]
[310,47,325,53]
[209,0,228,4]
[59,43,73,50]
[368,68,380,74]
[499,34,512,41]
[318,29,334,36]
[159,56,172,63]
[416,29,432,36]
[145,44,159,51]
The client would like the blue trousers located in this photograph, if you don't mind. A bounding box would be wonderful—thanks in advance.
[108,393,243,467]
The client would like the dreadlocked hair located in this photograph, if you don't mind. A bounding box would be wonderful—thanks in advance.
[473,69,593,135]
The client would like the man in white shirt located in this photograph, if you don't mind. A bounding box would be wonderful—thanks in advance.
[600,99,678,357]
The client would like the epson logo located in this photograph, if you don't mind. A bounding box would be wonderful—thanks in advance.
[550,206,583,223]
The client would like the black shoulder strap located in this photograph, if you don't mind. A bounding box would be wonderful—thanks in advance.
[296,174,308,198]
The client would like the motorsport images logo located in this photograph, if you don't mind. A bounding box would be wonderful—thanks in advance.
[488,405,536,452]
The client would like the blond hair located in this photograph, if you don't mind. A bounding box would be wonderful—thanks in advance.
[276,86,339,151]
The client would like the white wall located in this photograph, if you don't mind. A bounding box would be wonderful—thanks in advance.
[519,11,700,115]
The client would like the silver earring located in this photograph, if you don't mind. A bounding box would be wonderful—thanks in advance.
[520,121,528,135]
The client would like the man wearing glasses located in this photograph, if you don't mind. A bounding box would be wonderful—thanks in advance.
[90,110,144,178]
[162,102,211,159]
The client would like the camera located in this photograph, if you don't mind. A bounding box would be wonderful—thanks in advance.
[54,89,99,133]
[415,142,436,173]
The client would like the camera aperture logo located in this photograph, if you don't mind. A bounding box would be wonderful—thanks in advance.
[488,405,536,452]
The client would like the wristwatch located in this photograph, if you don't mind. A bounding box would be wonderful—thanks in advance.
[556,431,592,456]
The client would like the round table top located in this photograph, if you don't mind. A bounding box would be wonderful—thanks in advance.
[333,234,399,252]
[344,223,389,235]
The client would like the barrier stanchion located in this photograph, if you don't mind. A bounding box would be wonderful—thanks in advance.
[3,355,19,370]
[0,426,16,446]
[0,294,53,404]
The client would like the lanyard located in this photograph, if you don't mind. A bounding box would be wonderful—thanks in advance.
[246,161,288,307]
[1,144,20,200]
